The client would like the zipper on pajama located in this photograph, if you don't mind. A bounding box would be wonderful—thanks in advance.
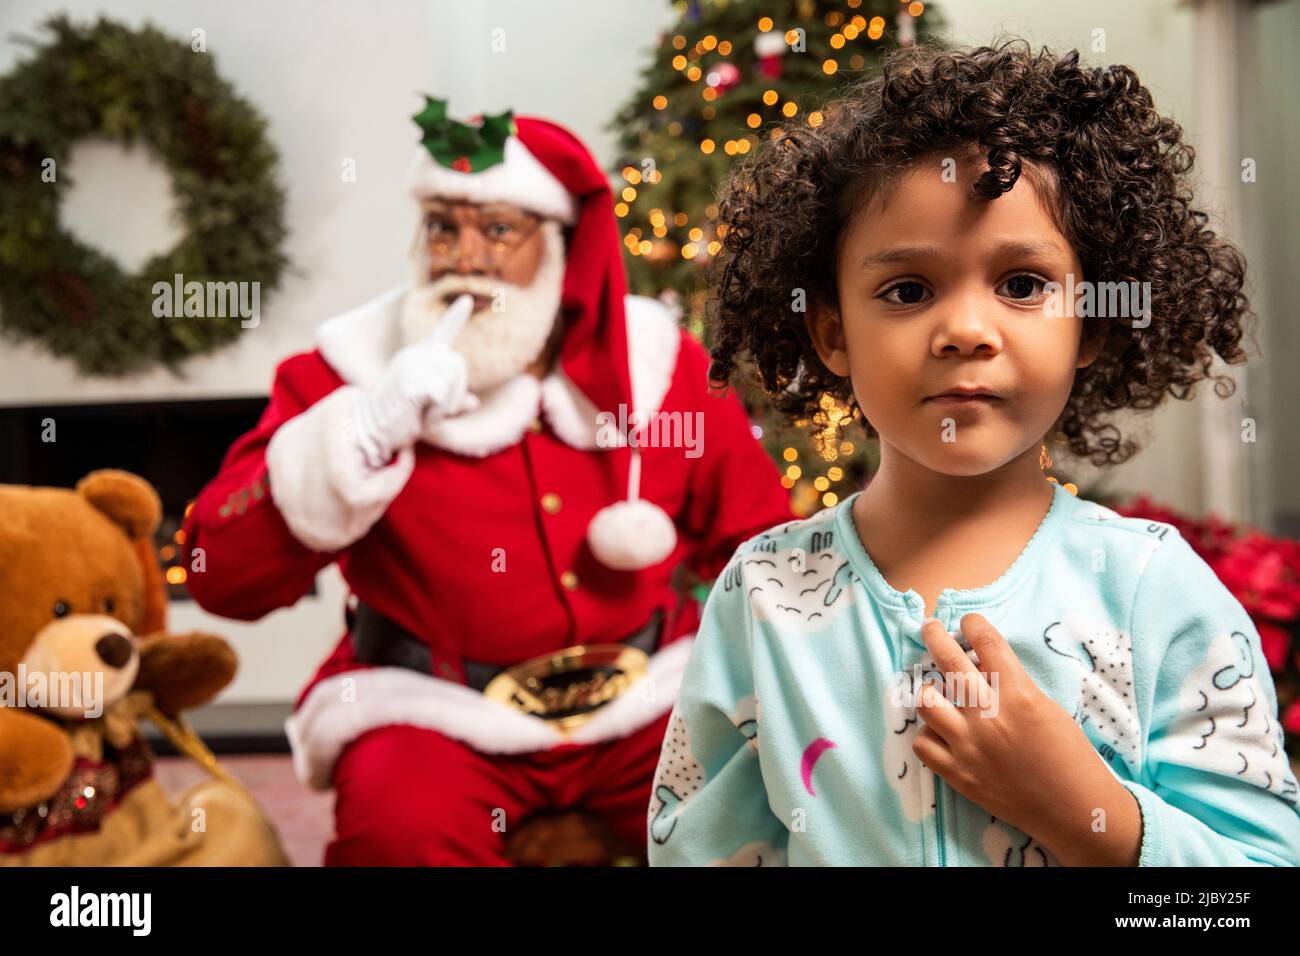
[935,774,946,866]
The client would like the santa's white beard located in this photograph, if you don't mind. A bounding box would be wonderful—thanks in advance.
[399,220,566,392]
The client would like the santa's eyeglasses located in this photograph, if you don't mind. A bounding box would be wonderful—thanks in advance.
[412,202,546,268]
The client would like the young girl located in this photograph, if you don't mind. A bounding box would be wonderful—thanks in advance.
[647,42,1300,866]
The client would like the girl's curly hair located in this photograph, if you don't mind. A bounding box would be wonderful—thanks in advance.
[708,40,1251,466]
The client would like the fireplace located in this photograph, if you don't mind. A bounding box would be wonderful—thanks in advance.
[0,396,270,600]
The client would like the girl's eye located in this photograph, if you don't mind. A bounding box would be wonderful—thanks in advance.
[998,274,1047,301]
[879,281,929,306]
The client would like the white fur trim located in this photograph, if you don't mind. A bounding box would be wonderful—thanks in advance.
[286,637,694,790]
[587,499,678,570]
[405,137,577,225]
[539,371,602,449]
[313,288,681,457]
[316,284,409,391]
[625,294,681,419]
[285,668,560,790]
[266,386,415,553]
[424,374,541,457]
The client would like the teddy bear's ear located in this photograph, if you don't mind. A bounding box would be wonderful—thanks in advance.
[76,470,162,540]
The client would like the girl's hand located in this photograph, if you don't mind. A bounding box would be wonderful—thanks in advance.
[912,613,1142,866]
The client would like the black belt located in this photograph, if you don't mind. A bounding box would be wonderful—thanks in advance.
[348,601,664,693]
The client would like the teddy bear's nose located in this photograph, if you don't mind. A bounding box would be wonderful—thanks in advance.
[95,633,134,668]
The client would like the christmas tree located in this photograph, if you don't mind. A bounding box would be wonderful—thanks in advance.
[609,0,942,515]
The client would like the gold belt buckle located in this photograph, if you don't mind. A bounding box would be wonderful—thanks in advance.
[482,644,649,736]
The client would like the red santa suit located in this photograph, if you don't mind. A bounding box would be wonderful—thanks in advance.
[181,112,793,864]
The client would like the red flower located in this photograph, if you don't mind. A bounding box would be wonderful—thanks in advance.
[1256,620,1292,672]
[452,156,472,173]
[1114,495,1300,677]
[1212,533,1300,623]
[1112,495,1193,532]
[1194,514,1247,565]
[1284,699,1300,736]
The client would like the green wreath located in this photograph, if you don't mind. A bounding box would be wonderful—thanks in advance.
[0,15,289,375]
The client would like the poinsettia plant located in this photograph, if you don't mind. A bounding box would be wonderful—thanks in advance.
[1109,495,1300,754]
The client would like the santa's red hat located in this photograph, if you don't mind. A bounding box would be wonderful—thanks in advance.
[404,99,676,571]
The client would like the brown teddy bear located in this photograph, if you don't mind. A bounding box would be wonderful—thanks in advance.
[0,469,286,865]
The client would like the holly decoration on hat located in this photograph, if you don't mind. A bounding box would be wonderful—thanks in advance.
[412,95,515,172]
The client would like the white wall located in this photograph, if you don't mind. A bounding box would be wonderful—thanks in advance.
[1242,0,1300,535]
[0,0,675,408]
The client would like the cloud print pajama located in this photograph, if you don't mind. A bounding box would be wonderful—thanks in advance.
[648,482,1300,866]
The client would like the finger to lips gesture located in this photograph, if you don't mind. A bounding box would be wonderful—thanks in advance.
[418,293,478,420]
[426,293,475,347]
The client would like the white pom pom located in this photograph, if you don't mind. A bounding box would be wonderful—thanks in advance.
[586,499,677,570]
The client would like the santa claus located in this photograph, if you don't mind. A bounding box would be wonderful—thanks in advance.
[182,99,792,865]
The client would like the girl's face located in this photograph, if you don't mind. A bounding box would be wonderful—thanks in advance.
[807,155,1102,477]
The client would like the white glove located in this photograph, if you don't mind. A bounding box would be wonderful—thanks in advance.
[351,294,478,469]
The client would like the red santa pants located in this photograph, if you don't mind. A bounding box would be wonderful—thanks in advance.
[324,709,672,865]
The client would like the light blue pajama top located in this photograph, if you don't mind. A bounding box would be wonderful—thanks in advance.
[647,481,1300,866]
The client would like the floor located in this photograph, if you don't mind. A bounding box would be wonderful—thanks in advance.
[153,753,332,867]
